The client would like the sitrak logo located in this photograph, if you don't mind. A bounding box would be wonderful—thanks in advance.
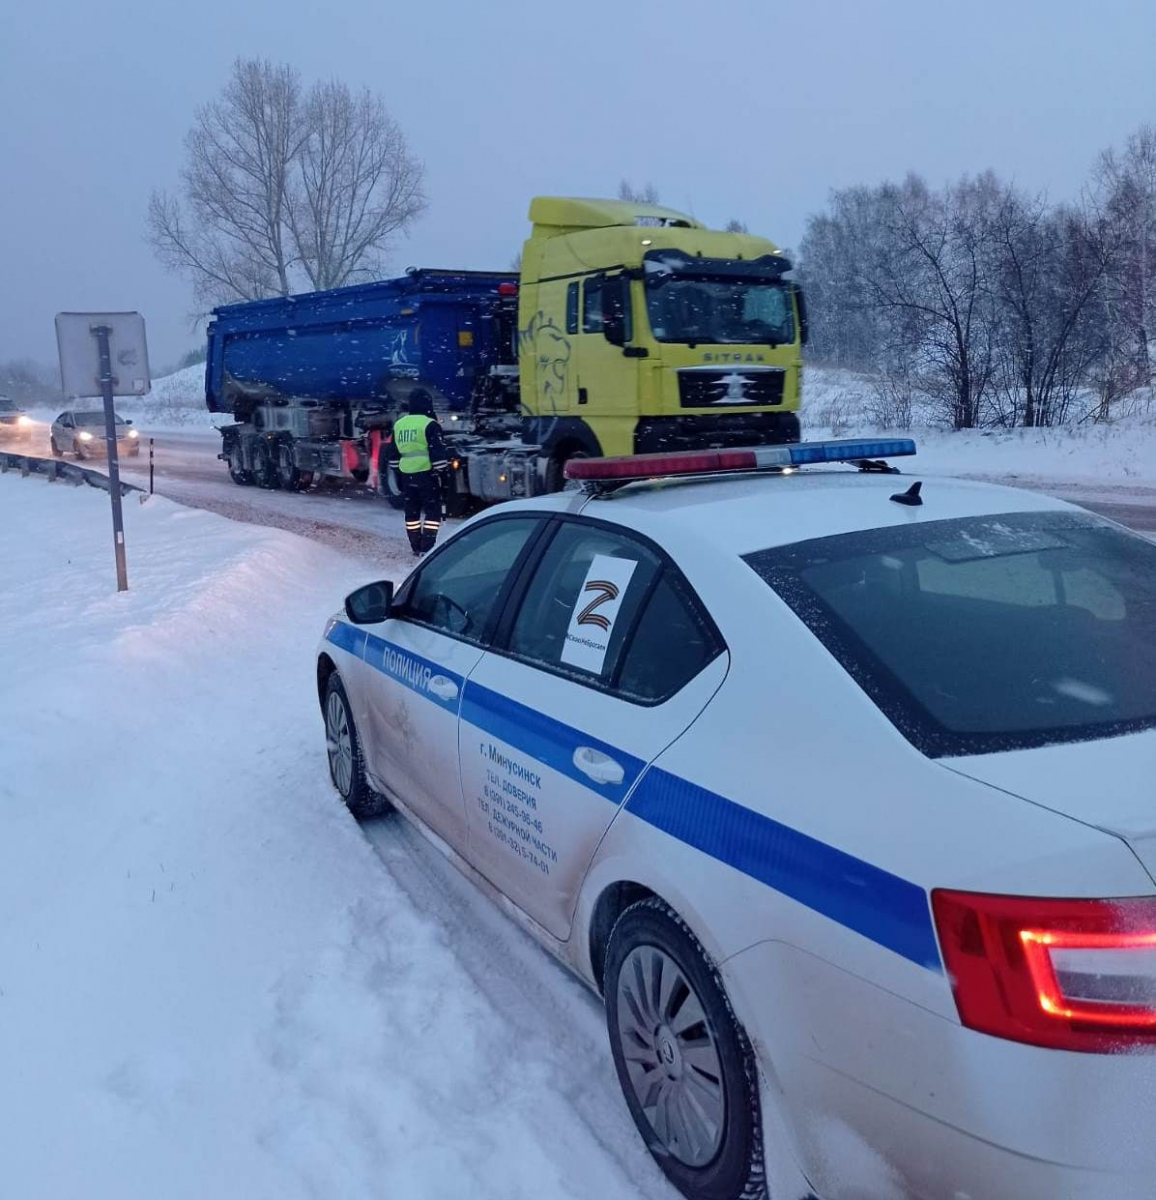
[576,580,619,631]
[713,372,753,403]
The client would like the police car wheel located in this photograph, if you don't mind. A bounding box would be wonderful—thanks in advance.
[50,436,62,458]
[605,898,765,1200]
[323,673,389,819]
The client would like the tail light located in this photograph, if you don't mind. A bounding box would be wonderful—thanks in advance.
[932,890,1156,1053]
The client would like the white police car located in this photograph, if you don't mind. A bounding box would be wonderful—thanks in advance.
[316,439,1156,1200]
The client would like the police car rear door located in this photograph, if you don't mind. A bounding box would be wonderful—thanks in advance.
[459,516,727,940]
[358,515,545,850]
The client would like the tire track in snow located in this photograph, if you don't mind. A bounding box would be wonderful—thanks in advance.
[360,813,678,1199]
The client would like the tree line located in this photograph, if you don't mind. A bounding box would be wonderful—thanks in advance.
[799,126,1156,428]
[148,58,426,309]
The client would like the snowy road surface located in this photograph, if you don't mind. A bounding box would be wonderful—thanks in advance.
[5,423,1156,550]
[0,474,677,1200]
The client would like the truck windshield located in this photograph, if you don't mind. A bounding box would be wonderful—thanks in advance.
[645,276,796,346]
[745,512,1156,758]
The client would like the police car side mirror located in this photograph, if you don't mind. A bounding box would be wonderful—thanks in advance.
[345,580,394,625]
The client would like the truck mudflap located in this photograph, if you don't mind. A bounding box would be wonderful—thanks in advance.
[633,411,800,453]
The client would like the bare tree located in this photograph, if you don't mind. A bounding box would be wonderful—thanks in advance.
[724,218,749,234]
[288,80,426,291]
[986,189,1109,426]
[0,358,61,406]
[149,59,425,308]
[1090,125,1156,409]
[617,179,661,205]
[809,175,1002,428]
[149,60,301,306]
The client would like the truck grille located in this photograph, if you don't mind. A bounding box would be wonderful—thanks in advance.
[677,367,785,409]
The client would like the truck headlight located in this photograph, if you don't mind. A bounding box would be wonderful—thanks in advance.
[16,415,31,427]
[128,429,139,438]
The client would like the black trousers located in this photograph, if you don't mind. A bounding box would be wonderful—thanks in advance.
[401,471,442,553]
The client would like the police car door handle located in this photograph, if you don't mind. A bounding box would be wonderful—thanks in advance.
[427,675,459,702]
[573,746,625,786]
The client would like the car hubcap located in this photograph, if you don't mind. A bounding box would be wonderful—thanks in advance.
[617,945,725,1167]
[325,692,353,796]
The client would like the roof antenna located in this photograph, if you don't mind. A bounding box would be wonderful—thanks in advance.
[890,480,923,507]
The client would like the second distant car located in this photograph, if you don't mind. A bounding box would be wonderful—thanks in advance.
[0,395,34,441]
[50,409,140,459]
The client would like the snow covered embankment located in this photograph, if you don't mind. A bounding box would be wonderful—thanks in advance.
[805,367,1156,491]
[0,477,673,1200]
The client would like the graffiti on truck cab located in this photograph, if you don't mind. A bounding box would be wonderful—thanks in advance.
[517,312,571,416]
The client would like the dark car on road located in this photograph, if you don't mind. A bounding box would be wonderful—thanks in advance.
[0,395,34,440]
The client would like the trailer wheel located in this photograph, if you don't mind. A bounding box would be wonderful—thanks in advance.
[546,447,590,493]
[276,439,307,491]
[227,441,252,485]
[379,465,407,510]
[251,439,279,489]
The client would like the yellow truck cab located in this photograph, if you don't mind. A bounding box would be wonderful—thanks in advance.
[518,196,805,488]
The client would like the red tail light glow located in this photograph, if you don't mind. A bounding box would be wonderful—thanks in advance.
[565,448,758,481]
[932,890,1156,1053]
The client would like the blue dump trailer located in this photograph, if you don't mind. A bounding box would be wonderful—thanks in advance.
[205,196,807,507]
[205,269,520,506]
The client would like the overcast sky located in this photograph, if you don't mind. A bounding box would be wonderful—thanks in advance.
[3,0,1155,373]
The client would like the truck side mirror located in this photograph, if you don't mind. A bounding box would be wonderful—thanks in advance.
[791,281,809,347]
[602,276,627,347]
[345,580,394,625]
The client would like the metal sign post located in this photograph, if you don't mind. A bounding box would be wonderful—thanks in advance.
[93,325,129,590]
[55,311,151,594]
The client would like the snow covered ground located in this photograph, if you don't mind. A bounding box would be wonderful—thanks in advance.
[0,473,677,1200]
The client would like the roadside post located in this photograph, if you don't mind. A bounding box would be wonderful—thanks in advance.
[149,437,154,495]
[54,312,151,592]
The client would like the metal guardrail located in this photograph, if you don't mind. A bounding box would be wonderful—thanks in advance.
[0,450,143,497]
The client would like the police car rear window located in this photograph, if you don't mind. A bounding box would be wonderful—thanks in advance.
[744,512,1156,757]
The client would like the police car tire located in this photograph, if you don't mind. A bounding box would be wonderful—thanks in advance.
[324,673,390,819]
[605,898,766,1200]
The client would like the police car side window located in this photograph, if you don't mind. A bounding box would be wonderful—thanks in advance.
[615,574,720,702]
[508,521,660,685]
[402,518,540,643]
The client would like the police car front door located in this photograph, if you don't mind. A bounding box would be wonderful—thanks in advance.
[459,519,727,940]
[359,516,544,850]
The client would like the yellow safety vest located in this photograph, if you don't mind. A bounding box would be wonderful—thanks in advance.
[393,414,433,474]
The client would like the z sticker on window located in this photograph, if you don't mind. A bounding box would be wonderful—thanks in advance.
[560,554,638,674]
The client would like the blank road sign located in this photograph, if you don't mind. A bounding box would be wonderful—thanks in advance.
[55,311,151,398]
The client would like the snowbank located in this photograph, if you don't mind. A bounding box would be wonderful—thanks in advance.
[0,476,673,1200]
[804,367,1156,489]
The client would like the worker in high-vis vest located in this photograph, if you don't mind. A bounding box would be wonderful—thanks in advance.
[387,390,450,555]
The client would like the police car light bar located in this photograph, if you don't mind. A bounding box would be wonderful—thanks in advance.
[564,438,917,484]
